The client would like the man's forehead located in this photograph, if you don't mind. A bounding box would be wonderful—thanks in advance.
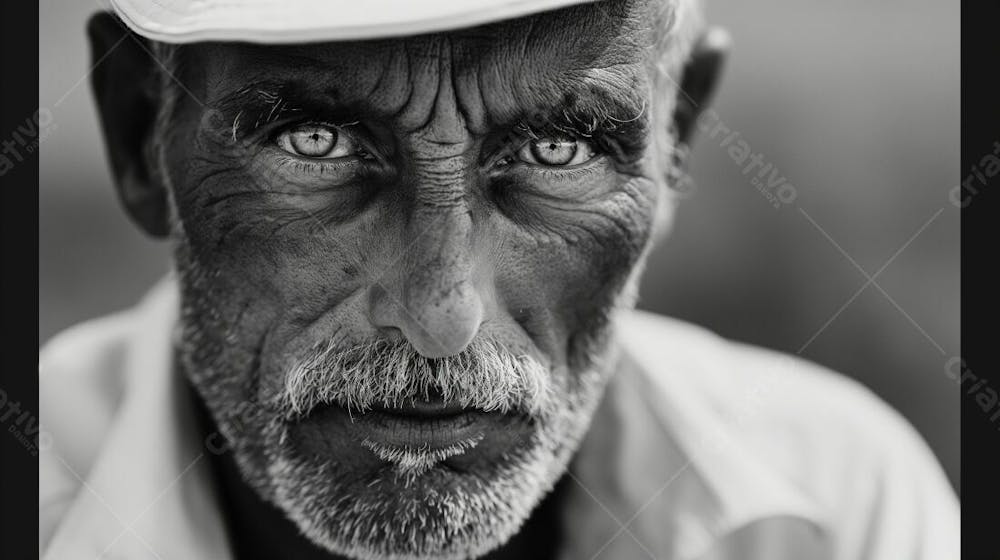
[184,0,680,122]
[195,0,674,66]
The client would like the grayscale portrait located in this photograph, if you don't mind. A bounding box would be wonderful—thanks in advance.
[39,0,959,558]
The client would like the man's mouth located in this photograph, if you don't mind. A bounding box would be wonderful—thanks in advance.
[357,401,490,450]
[289,395,533,476]
[356,403,490,476]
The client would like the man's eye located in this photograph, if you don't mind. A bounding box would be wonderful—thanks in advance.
[276,123,359,159]
[517,136,597,166]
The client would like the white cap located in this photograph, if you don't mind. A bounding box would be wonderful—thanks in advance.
[108,0,601,44]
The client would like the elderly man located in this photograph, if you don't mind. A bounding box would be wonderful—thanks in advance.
[39,0,958,558]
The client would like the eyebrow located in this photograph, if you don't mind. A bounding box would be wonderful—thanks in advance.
[213,81,322,141]
[509,80,651,159]
[212,74,650,146]
[514,90,648,139]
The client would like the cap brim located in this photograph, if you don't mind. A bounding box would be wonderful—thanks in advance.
[109,0,600,44]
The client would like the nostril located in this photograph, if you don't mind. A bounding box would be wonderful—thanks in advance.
[513,308,538,340]
[375,325,406,343]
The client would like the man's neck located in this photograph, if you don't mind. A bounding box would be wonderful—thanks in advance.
[186,379,569,560]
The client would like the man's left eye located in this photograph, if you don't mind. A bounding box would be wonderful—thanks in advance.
[517,136,597,166]
[275,123,359,159]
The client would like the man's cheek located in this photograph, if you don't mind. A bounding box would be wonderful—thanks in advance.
[541,184,656,286]
[175,183,327,289]
[547,217,648,316]
[176,218,375,367]
[507,186,655,354]
[183,231,366,321]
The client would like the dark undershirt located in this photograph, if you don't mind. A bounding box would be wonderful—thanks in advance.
[186,380,569,560]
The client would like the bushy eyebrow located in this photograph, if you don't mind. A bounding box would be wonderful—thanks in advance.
[514,96,648,139]
[508,82,651,158]
[211,80,369,141]
[211,75,650,147]
[211,81,297,141]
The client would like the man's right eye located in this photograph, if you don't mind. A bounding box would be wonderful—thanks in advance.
[275,123,361,159]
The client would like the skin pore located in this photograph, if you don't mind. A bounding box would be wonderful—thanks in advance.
[87,0,726,558]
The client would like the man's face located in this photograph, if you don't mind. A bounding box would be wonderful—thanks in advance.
[155,2,683,558]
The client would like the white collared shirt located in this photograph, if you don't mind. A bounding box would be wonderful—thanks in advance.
[39,277,959,559]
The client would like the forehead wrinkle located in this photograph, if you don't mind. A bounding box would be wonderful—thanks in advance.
[389,36,457,135]
[204,41,475,138]
[450,4,663,125]
[200,42,406,112]
[191,0,693,140]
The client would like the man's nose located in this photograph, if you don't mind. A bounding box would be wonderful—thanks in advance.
[370,205,487,359]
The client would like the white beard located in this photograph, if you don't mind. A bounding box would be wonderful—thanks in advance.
[265,361,610,560]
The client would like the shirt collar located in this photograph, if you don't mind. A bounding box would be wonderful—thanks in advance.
[43,275,232,560]
[558,310,829,559]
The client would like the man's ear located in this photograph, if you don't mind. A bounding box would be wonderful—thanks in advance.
[87,11,170,237]
[672,27,731,146]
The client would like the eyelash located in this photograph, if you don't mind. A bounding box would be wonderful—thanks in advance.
[274,154,363,175]
[490,135,603,171]
[248,122,377,189]
[517,161,605,184]
[270,121,379,160]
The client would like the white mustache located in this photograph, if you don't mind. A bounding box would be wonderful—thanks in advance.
[280,337,553,420]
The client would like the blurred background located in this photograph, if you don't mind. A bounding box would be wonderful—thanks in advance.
[40,0,959,488]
